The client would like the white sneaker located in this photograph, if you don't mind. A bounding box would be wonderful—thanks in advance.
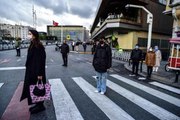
[94,90,99,93]
[100,92,105,95]
[129,74,135,76]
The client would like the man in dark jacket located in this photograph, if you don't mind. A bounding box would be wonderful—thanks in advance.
[130,44,142,76]
[61,40,69,66]
[93,37,112,94]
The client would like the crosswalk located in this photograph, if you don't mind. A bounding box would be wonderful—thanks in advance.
[0,83,3,88]
[1,74,180,120]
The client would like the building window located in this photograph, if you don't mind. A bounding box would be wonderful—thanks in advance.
[138,38,147,47]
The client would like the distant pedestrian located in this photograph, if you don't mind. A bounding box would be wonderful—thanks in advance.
[61,40,69,66]
[93,37,112,95]
[15,37,21,57]
[130,44,142,76]
[82,42,87,53]
[91,41,96,54]
[20,29,46,114]
[71,41,75,51]
[75,41,79,52]
[153,46,162,72]
[145,47,156,78]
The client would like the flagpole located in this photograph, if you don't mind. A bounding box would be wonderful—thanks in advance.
[61,25,63,44]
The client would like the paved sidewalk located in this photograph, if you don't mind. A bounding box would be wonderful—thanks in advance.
[124,60,180,88]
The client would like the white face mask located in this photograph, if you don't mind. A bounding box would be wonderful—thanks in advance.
[135,46,139,49]
[27,35,32,40]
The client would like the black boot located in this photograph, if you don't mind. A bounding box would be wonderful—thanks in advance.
[30,103,45,114]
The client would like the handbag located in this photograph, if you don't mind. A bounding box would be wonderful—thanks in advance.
[33,80,46,96]
[30,80,51,103]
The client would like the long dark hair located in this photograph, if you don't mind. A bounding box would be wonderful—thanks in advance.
[29,30,43,49]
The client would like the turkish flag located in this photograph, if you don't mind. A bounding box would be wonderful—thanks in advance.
[53,20,58,26]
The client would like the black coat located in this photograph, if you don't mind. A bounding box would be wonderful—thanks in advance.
[60,43,69,54]
[20,44,46,105]
[130,49,142,62]
[93,44,112,73]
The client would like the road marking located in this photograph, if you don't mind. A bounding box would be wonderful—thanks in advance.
[150,82,180,95]
[49,79,83,120]
[1,82,30,120]
[106,79,180,120]
[17,59,21,62]
[0,59,11,64]
[0,83,4,88]
[0,66,47,71]
[73,77,135,120]
[110,74,180,107]
[0,67,26,70]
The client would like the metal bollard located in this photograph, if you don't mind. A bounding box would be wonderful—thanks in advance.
[174,71,179,83]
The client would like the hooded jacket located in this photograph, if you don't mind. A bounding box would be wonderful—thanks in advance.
[93,43,112,73]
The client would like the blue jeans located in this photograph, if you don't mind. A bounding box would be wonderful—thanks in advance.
[96,72,107,93]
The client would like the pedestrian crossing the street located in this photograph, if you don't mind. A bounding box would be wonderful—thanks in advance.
[1,74,180,120]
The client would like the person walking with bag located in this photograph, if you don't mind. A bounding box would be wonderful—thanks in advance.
[61,40,69,66]
[93,37,112,95]
[145,47,156,79]
[20,29,46,114]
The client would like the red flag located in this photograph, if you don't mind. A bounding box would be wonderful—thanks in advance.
[53,20,58,26]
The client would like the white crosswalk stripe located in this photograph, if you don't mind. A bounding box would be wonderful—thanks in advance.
[150,81,180,95]
[49,78,83,120]
[2,74,179,120]
[72,77,135,120]
[0,83,4,88]
[92,76,180,119]
[106,79,179,120]
[110,74,180,107]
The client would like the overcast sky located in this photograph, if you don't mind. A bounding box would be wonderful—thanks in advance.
[0,0,100,32]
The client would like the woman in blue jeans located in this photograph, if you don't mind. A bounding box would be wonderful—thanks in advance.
[93,37,112,94]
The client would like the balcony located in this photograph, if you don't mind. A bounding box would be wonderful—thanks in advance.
[92,13,142,38]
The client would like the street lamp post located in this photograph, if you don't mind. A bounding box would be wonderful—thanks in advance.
[125,4,153,49]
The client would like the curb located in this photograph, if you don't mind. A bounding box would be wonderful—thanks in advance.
[124,63,180,88]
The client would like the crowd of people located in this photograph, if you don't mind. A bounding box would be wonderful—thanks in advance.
[20,30,165,115]
[130,44,162,79]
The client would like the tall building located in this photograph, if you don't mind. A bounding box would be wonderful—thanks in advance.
[164,0,180,38]
[47,25,89,43]
[0,23,33,39]
[90,0,173,60]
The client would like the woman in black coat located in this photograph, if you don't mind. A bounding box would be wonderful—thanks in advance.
[20,30,46,114]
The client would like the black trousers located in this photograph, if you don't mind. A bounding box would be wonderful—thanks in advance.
[62,53,68,65]
[16,48,21,56]
[147,66,153,77]
[132,61,139,75]
[72,46,75,51]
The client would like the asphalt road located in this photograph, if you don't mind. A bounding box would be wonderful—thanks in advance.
[0,45,180,120]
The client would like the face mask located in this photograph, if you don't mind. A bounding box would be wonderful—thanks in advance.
[135,46,139,49]
[149,48,152,51]
[27,35,32,40]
